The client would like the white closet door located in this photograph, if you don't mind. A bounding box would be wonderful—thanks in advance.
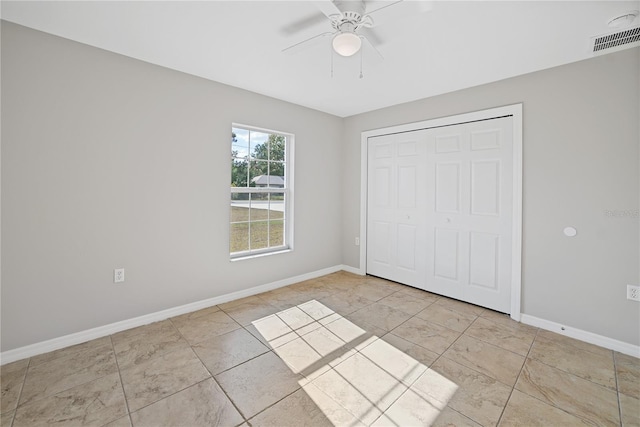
[424,117,513,312]
[366,116,514,313]
[366,131,428,288]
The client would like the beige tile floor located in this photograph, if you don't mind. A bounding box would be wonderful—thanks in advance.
[1,271,639,426]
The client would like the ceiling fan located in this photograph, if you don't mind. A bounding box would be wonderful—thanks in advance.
[282,0,430,76]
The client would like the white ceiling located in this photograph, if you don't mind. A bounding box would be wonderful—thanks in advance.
[2,1,638,117]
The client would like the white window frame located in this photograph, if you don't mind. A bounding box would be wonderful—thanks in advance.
[230,123,294,260]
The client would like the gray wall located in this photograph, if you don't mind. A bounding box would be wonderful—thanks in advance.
[1,22,344,351]
[342,47,640,345]
[2,21,639,352]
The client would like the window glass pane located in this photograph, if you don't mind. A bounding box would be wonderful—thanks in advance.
[268,163,285,188]
[269,220,284,247]
[249,193,269,221]
[231,158,248,187]
[249,131,270,160]
[231,192,249,202]
[231,191,249,200]
[230,196,250,222]
[269,193,285,220]
[249,161,269,187]
[269,134,286,162]
[232,128,249,160]
[230,222,249,253]
[250,221,269,250]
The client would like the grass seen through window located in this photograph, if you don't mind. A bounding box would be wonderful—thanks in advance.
[230,206,284,253]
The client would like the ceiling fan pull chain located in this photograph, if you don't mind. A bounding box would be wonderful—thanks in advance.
[330,43,334,78]
[359,46,364,79]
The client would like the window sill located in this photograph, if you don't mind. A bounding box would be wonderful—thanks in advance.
[230,248,291,262]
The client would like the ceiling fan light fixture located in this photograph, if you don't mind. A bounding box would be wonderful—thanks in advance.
[332,31,362,56]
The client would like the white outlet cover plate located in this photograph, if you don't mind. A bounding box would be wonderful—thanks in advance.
[114,268,125,283]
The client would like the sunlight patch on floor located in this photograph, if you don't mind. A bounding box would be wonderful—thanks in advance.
[251,300,458,426]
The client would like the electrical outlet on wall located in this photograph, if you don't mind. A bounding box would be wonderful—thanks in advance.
[627,285,640,302]
[114,268,125,283]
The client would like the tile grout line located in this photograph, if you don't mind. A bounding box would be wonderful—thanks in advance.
[407,308,524,426]
[200,363,247,423]
[312,357,391,426]
[7,356,31,427]
[297,377,361,424]
[350,291,476,425]
[356,355,431,425]
[380,294,440,339]
[108,335,133,426]
[536,329,622,359]
[119,316,248,420]
[12,339,121,410]
[612,350,624,426]
[473,314,620,424]
[169,313,249,425]
[416,305,481,369]
[525,338,620,392]
[412,307,485,424]
[498,327,615,425]
[193,328,270,378]
[441,310,540,361]
[124,377,216,420]
[495,325,540,426]
[240,284,353,424]
[243,380,304,425]
[438,332,532,387]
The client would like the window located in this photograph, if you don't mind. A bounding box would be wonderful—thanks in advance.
[230,125,292,258]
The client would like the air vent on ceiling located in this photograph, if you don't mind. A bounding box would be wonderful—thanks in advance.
[591,26,640,55]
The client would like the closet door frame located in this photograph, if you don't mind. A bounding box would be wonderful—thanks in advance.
[359,104,523,321]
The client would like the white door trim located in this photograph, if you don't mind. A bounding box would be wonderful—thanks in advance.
[359,104,523,321]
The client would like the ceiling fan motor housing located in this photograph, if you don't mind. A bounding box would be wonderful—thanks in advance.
[332,12,365,30]
[331,0,375,31]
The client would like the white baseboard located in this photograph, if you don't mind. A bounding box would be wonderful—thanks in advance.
[9,269,636,364]
[520,314,640,358]
[0,264,346,365]
[340,264,365,275]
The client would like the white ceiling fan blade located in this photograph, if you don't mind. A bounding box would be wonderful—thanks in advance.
[360,27,385,47]
[312,0,342,20]
[361,35,384,60]
[365,0,403,18]
[280,13,330,36]
[365,0,433,28]
[282,31,335,54]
